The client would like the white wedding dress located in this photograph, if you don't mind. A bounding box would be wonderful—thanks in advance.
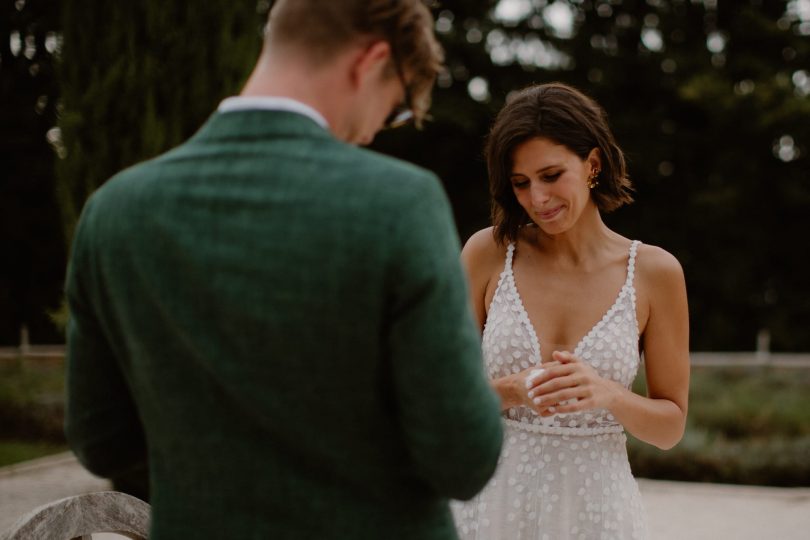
[452,240,648,540]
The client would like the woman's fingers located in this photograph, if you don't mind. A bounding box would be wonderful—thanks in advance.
[526,363,578,395]
[521,352,614,416]
[551,399,590,414]
[521,353,596,415]
[523,367,547,390]
[531,375,585,403]
[552,350,578,363]
[532,386,587,412]
[525,352,583,395]
[528,368,585,398]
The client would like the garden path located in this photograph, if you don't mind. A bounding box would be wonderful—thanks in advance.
[1,452,809,539]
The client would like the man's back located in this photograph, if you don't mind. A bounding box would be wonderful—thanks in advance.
[66,110,503,539]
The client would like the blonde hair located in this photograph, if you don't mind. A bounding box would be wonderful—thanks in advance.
[267,0,444,125]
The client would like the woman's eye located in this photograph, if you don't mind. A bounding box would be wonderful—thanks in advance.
[511,180,529,189]
[544,173,561,182]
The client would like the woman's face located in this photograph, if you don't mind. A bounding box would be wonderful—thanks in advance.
[509,137,600,235]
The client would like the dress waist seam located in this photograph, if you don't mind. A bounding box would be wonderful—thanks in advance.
[503,418,625,436]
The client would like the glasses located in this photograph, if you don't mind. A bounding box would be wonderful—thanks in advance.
[383,48,414,129]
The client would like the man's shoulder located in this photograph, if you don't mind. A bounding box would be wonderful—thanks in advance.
[89,162,151,200]
[77,154,170,229]
[345,143,433,176]
[339,145,444,200]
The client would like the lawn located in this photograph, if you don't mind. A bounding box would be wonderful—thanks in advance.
[0,358,67,467]
[0,440,67,467]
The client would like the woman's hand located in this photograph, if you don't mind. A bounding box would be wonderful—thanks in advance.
[492,363,560,412]
[526,351,622,416]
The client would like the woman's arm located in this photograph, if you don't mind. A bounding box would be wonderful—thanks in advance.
[526,245,690,449]
[620,246,690,449]
[461,229,551,412]
[460,228,499,332]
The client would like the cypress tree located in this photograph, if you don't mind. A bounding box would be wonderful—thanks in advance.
[57,0,268,243]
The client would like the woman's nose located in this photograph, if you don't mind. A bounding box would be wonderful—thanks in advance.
[530,182,551,206]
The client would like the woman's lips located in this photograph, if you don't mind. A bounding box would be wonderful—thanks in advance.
[536,206,563,221]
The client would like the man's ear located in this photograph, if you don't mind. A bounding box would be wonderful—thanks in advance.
[349,40,393,90]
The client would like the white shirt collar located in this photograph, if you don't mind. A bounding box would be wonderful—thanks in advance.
[217,96,329,129]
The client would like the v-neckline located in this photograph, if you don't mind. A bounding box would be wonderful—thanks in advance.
[505,242,635,365]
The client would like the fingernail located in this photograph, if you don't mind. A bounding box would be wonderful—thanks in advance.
[548,406,556,412]
[527,389,535,398]
[533,397,542,405]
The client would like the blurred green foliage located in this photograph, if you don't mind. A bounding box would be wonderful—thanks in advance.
[630,430,810,486]
[629,366,810,486]
[2,0,810,351]
[0,440,66,468]
[55,0,268,244]
[0,359,66,453]
[688,366,810,439]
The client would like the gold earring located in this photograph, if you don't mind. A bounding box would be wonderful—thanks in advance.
[587,169,600,189]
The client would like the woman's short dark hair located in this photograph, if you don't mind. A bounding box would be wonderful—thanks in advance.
[486,82,634,244]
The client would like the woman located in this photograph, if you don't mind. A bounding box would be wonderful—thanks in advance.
[452,83,689,540]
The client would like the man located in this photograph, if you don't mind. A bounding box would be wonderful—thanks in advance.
[65,1,503,538]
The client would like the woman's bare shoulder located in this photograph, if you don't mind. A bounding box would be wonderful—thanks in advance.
[462,227,507,268]
[636,243,685,288]
[462,227,506,259]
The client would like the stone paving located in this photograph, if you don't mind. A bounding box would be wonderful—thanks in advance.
[2,452,810,539]
[638,477,810,539]
[0,453,109,533]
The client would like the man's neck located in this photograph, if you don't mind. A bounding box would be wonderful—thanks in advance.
[240,53,348,137]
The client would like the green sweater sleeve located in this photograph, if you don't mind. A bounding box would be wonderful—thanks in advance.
[386,175,503,501]
[64,197,148,481]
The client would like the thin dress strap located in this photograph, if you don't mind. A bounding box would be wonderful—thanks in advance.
[504,242,516,274]
[624,241,642,318]
[625,240,641,288]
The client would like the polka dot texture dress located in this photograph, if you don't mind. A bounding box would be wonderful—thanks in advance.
[452,241,648,540]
